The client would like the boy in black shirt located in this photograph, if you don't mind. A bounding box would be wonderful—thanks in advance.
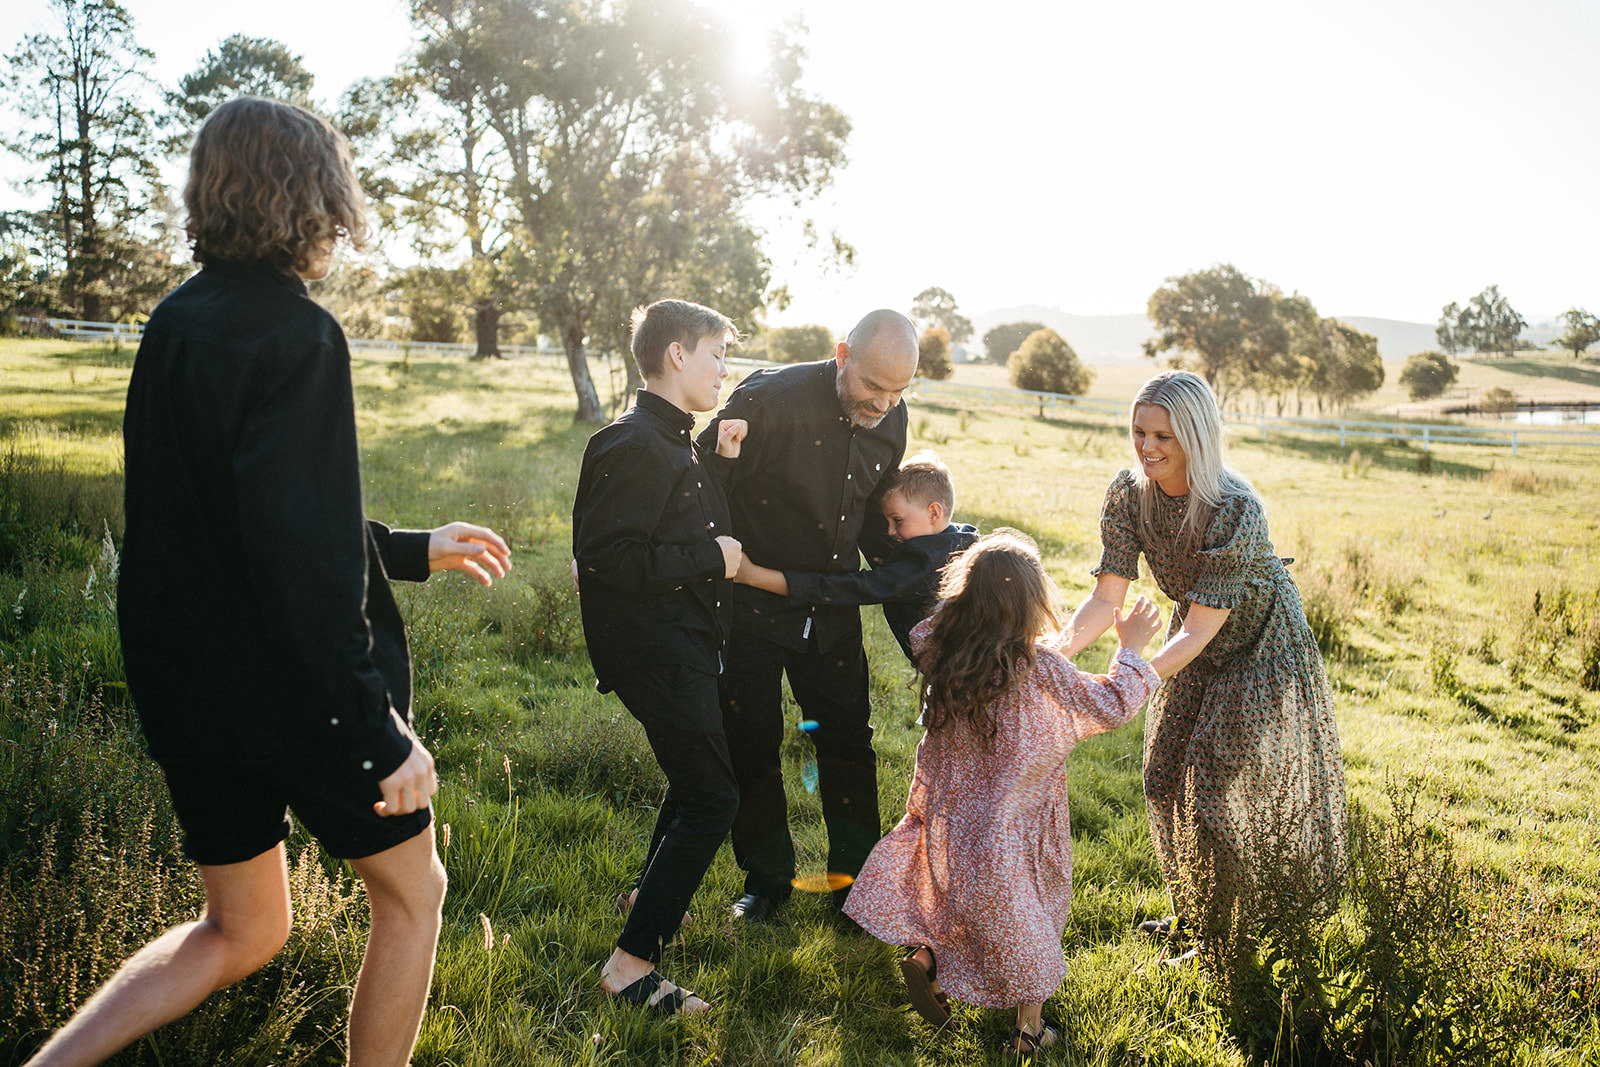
[572,299,746,1015]
[734,452,978,661]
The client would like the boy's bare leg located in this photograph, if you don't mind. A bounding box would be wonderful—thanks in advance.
[346,827,446,1067]
[24,845,293,1067]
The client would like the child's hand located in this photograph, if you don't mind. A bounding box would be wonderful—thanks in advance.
[716,419,748,458]
[716,535,742,579]
[1114,595,1162,658]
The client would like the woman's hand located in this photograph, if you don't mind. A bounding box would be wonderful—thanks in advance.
[716,535,742,579]
[428,522,512,586]
[1114,595,1162,658]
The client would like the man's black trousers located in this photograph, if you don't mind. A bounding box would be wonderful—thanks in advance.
[719,626,881,903]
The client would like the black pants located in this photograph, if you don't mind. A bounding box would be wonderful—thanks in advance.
[719,627,880,902]
[611,663,738,964]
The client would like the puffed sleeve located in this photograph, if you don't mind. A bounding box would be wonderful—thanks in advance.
[1187,492,1268,609]
[1090,469,1142,580]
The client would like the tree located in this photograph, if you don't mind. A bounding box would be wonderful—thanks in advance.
[2,0,178,321]
[1315,320,1384,411]
[1556,308,1600,360]
[1008,328,1092,395]
[164,35,316,152]
[456,0,849,420]
[983,320,1046,365]
[910,286,972,344]
[1440,286,1526,357]
[764,324,833,364]
[1398,350,1459,401]
[1436,301,1463,356]
[917,326,953,380]
[1144,264,1287,405]
[1479,386,1517,415]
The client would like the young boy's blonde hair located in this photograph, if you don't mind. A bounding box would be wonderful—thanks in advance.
[884,450,955,516]
[184,97,372,276]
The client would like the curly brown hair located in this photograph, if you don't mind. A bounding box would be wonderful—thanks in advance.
[917,529,1059,743]
[184,96,372,275]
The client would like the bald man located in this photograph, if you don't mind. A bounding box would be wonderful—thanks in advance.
[698,309,919,922]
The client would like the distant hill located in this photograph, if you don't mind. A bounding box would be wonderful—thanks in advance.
[970,305,1568,365]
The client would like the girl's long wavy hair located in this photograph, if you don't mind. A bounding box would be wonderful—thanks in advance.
[917,529,1059,744]
[184,96,372,275]
[1129,370,1258,553]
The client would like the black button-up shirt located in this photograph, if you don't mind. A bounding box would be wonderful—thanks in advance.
[573,389,734,690]
[119,258,427,782]
[698,359,907,651]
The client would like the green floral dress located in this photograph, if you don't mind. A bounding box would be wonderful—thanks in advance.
[1093,469,1347,911]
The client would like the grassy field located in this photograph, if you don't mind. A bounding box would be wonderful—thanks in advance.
[3,338,1599,1065]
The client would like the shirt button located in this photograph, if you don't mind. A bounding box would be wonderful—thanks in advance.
[330,717,339,725]
[846,474,852,480]
[832,554,839,560]
[697,482,703,488]
[362,760,373,771]
[840,515,846,521]
[709,521,716,528]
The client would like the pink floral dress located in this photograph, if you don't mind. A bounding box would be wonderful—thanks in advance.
[842,619,1158,1007]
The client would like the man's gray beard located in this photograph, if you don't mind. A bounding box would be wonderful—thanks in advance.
[836,375,888,429]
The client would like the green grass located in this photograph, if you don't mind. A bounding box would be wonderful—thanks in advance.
[3,339,1598,1065]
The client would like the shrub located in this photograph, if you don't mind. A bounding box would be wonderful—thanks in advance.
[1398,350,1459,400]
[1480,386,1518,415]
[763,324,834,364]
[982,320,1046,365]
[915,325,952,380]
[1007,328,1092,395]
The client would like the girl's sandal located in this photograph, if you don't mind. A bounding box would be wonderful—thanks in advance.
[1003,1023,1060,1058]
[899,946,951,1026]
[611,969,705,1017]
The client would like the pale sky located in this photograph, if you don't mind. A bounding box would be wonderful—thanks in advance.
[3,0,1597,330]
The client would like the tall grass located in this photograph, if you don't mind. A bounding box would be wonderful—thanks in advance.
[3,339,1600,1064]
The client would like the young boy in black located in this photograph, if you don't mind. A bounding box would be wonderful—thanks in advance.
[572,299,746,1015]
[734,452,977,662]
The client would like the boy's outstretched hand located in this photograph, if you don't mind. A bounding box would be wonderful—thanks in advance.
[428,521,512,586]
[715,418,748,458]
[1114,595,1162,659]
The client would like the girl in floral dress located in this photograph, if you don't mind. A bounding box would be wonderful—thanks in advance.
[1060,370,1348,940]
[843,530,1161,1055]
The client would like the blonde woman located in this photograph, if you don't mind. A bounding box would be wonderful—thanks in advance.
[1061,371,1347,939]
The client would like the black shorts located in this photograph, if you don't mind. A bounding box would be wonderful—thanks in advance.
[157,755,432,866]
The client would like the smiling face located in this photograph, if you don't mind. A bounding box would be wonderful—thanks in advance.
[1131,402,1189,495]
[881,489,943,541]
[678,330,730,413]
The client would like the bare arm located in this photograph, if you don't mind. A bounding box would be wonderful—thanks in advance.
[1059,573,1132,658]
[733,552,789,595]
[1147,603,1231,679]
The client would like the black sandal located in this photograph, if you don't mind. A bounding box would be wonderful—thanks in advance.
[1136,914,1182,938]
[899,946,951,1026]
[612,970,703,1016]
[1003,1023,1059,1057]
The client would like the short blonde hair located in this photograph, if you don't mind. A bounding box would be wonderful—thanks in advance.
[184,96,372,275]
[884,450,955,515]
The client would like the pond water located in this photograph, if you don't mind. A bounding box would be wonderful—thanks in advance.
[1509,408,1600,425]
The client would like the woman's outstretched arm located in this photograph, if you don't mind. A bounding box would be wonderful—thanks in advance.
[1057,573,1131,658]
[1147,603,1230,679]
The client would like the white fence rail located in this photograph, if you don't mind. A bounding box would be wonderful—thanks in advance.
[37,321,1600,454]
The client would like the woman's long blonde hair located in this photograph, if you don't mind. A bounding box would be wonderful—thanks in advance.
[1130,370,1257,553]
[917,529,1058,744]
[184,96,372,276]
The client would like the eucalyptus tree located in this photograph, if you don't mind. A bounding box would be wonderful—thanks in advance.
[2,0,176,320]
[911,286,973,344]
[1556,308,1599,360]
[164,35,317,153]
[1144,264,1287,407]
[436,0,851,420]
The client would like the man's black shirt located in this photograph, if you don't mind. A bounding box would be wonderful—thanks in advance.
[785,522,979,661]
[573,389,733,690]
[698,360,906,651]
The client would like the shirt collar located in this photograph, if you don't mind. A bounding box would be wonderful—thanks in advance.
[201,258,308,296]
[634,388,695,433]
